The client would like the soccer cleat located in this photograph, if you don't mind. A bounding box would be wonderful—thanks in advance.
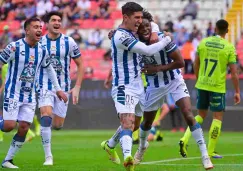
[202,155,214,170]
[210,152,223,159]
[155,131,163,142]
[179,140,188,158]
[134,142,149,165]
[43,156,53,166]
[2,160,19,168]
[101,141,120,164]
[124,156,134,171]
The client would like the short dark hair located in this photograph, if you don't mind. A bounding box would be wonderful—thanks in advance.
[216,19,229,34]
[43,11,62,23]
[143,10,153,22]
[122,2,143,16]
[24,17,41,30]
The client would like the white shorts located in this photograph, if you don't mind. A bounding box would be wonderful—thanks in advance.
[111,80,144,117]
[38,89,69,118]
[143,79,190,112]
[3,98,36,123]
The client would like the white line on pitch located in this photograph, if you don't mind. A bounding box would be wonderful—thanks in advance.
[155,164,243,166]
[141,153,243,165]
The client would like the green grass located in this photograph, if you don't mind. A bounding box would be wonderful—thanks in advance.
[0,130,243,171]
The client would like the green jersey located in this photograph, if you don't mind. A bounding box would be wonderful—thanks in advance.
[196,36,236,93]
[1,64,8,80]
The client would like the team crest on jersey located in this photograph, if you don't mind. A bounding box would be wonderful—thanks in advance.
[29,55,35,61]
[49,54,62,72]
[51,46,56,51]
[19,62,36,83]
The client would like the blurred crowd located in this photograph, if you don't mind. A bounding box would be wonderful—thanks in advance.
[0,0,242,76]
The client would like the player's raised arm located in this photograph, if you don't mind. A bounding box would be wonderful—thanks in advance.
[69,38,83,105]
[115,31,172,56]
[0,43,16,65]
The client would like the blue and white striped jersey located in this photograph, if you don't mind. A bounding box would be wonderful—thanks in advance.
[144,33,183,88]
[39,34,81,92]
[111,28,142,86]
[0,38,49,103]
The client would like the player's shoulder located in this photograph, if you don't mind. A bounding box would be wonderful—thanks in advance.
[114,28,135,41]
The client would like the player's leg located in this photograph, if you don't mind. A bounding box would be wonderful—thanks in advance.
[132,115,142,144]
[174,85,213,169]
[38,90,55,166]
[52,92,69,130]
[2,103,34,169]
[170,109,177,132]
[179,89,209,157]
[40,106,53,165]
[208,92,225,158]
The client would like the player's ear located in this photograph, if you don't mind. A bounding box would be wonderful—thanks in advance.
[226,28,228,34]
[123,14,129,22]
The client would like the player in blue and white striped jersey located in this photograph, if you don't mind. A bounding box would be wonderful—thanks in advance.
[133,12,213,170]
[37,11,83,166]
[0,17,67,169]
[100,2,172,170]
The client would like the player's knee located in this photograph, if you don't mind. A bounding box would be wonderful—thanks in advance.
[40,116,52,127]
[18,122,31,136]
[52,124,63,130]
[2,121,16,132]
[140,121,152,131]
[181,106,192,115]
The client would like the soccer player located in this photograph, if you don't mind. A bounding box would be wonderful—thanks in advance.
[101,2,172,170]
[179,19,240,159]
[0,64,8,142]
[0,17,67,169]
[38,11,83,166]
[131,11,213,170]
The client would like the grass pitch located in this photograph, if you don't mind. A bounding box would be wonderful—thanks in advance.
[0,130,242,171]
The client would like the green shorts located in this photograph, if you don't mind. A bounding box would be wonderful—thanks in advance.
[196,89,225,112]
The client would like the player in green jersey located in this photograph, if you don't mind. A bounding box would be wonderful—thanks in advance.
[179,19,241,158]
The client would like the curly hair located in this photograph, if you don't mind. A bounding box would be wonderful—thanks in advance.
[143,10,153,22]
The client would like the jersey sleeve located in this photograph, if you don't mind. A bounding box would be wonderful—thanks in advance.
[228,44,237,64]
[0,43,16,64]
[41,46,51,68]
[158,34,177,54]
[69,37,81,59]
[114,31,138,51]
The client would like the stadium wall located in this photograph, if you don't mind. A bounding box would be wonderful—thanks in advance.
[61,80,243,131]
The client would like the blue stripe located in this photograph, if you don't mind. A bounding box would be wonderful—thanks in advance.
[176,69,180,74]
[132,53,138,78]
[19,43,29,102]
[28,46,39,103]
[64,37,69,92]
[112,37,119,86]
[56,38,61,86]
[154,75,159,88]
[38,47,46,90]
[166,45,177,54]
[128,40,138,51]
[47,38,52,90]
[167,57,175,80]
[123,50,129,84]
[5,61,13,99]
[9,42,20,99]
[159,50,169,85]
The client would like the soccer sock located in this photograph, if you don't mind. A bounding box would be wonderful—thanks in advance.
[5,133,26,161]
[40,116,52,158]
[108,126,122,148]
[208,119,222,155]
[181,115,204,144]
[132,129,139,141]
[139,124,150,149]
[190,123,208,157]
[119,129,133,159]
